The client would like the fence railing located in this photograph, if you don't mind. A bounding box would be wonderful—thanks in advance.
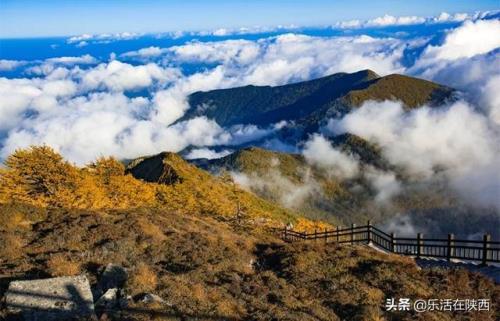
[281,221,500,265]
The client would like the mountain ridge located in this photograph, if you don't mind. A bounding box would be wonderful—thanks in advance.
[180,70,454,128]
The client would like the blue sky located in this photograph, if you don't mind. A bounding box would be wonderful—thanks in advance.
[0,0,498,38]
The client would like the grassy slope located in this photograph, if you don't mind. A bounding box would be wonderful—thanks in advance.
[124,151,308,227]
[193,145,500,237]
[1,204,498,321]
[0,147,498,320]
[344,74,454,109]
[195,146,391,225]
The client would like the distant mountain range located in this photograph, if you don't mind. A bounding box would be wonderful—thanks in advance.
[179,70,454,139]
[125,71,500,236]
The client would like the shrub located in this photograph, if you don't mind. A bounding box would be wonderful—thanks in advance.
[47,254,81,276]
[137,217,166,242]
[0,233,25,260]
[128,263,158,294]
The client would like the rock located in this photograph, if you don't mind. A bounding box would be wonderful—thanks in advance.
[5,275,95,321]
[99,264,127,292]
[141,293,166,305]
[119,293,133,308]
[248,259,255,270]
[95,288,119,309]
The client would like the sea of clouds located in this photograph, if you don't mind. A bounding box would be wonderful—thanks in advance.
[0,12,499,215]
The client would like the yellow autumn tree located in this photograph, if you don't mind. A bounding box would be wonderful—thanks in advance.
[85,157,156,209]
[0,146,80,207]
[0,147,157,210]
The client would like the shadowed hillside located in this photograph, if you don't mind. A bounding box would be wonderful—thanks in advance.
[180,70,454,128]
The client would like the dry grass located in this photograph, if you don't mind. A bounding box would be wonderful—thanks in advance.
[3,212,33,231]
[128,263,158,294]
[0,206,498,321]
[137,217,166,242]
[47,254,81,276]
[0,233,25,260]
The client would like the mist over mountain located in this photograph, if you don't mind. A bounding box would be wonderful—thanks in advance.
[0,8,498,242]
[180,70,454,143]
[179,70,498,237]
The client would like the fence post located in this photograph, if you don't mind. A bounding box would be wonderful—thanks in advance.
[417,233,423,259]
[351,223,356,245]
[447,233,454,262]
[482,234,491,266]
[367,220,372,244]
[391,232,396,253]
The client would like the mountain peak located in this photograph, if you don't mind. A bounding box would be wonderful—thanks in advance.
[181,70,453,127]
[353,69,380,80]
[126,152,185,185]
[343,73,454,109]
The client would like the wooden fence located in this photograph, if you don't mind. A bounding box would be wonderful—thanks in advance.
[281,221,500,265]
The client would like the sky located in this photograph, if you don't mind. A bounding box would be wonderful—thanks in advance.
[0,0,498,38]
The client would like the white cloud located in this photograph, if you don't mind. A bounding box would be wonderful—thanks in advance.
[432,12,469,23]
[0,77,77,132]
[336,20,361,29]
[420,19,500,61]
[168,39,261,65]
[231,163,322,209]
[169,33,404,86]
[80,60,179,92]
[121,46,166,59]
[185,148,232,160]
[328,100,500,209]
[225,123,278,145]
[123,32,406,88]
[0,89,230,164]
[482,75,500,125]
[67,33,93,43]
[0,59,26,71]
[67,32,140,45]
[302,134,360,179]
[212,28,229,36]
[366,14,426,27]
[334,11,473,29]
[365,168,401,203]
[46,54,98,65]
[409,19,500,125]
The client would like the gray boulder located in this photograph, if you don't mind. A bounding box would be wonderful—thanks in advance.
[95,288,119,309]
[141,293,166,305]
[5,275,95,321]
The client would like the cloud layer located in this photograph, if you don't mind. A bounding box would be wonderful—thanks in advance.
[0,11,499,216]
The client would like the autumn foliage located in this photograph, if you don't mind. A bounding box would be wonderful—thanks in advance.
[0,146,156,209]
[0,146,318,228]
